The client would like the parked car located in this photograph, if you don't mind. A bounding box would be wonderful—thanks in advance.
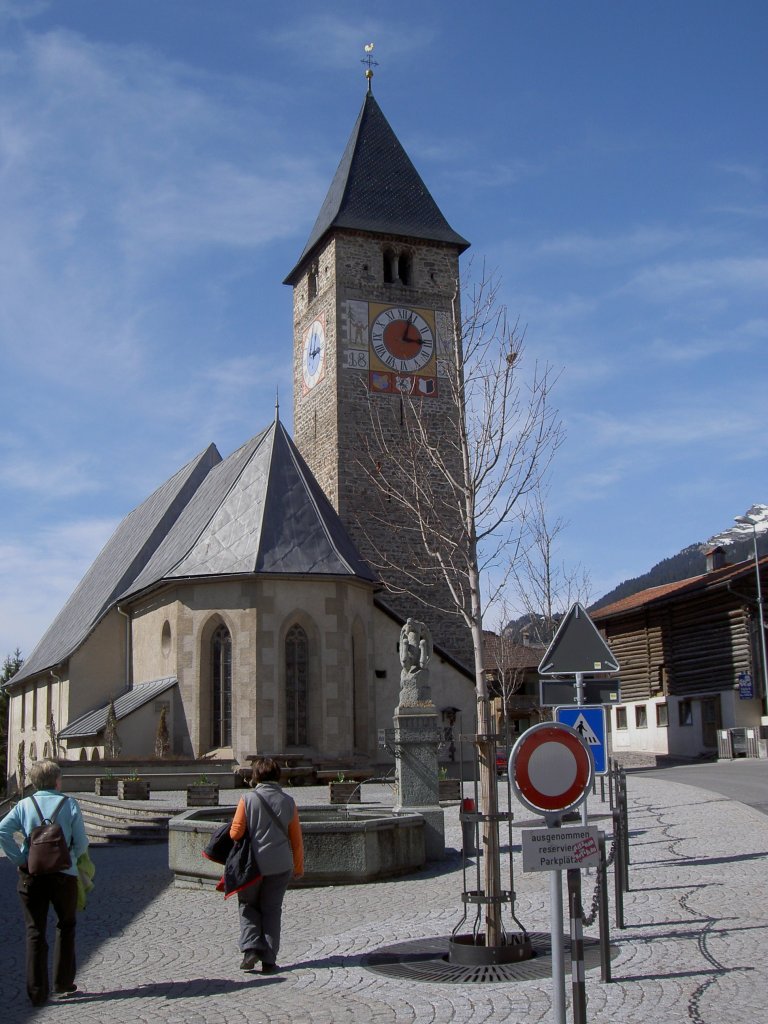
[496,748,510,776]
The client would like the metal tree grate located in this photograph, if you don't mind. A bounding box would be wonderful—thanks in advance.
[361,933,613,985]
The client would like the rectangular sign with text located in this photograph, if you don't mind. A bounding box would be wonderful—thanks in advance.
[521,825,601,872]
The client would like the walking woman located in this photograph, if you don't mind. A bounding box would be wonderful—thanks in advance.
[230,757,303,973]
[0,759,89,1006]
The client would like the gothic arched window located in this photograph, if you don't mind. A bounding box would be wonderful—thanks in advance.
[211,624,232,748]
[285,624,308,746]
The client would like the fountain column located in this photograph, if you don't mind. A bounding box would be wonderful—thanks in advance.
[392,618,445,860]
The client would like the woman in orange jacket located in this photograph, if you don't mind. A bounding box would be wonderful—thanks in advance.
[229,757,303,973]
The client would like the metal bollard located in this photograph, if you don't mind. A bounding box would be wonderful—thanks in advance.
[567,870,588,1024]
[612,809,625,929]
[618,783,630,889]
[598,832,611,982]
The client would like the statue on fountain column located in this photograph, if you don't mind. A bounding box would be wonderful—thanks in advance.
[398,618,433,705]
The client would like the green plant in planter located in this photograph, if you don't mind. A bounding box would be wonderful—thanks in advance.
[438,766,449,780]
[193,774,213,786]
[102,768,115,779]
[123,769,142,782]
[335,772,347,783]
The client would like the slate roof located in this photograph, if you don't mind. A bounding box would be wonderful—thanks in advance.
[123,417,377,596]
[593,555,768,621]
[12,445,221,685]
[285,92,469,284]
[58,677,177,739]
[14,419,375,689]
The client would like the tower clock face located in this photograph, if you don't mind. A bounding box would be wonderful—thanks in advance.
[302,319,326,390]
[370,307,435,373]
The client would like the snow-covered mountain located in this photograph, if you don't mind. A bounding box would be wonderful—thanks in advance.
[708,504,768,548]
[592,503,768,610]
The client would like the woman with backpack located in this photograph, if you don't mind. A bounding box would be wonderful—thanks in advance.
[229,756,304,973]
[0,758,89,1006]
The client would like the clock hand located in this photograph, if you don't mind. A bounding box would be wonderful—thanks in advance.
[401,322,422,347]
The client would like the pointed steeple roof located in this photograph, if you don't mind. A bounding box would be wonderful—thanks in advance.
[123,419,376,594]
[13,423,376,687]
[285,92,469,284]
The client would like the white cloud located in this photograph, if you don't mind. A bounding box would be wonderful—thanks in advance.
[266,14,433,69]
[536,226,689,262]
[648,318,767,363]
[579,407,762,449]
[0,446,102,498]
[626,257,768,301]
[0,516,117,656]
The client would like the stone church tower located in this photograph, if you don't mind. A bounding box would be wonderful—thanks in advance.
[286,87,473,666]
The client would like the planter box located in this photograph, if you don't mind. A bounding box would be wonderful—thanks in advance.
[329,782,361,804]
[439,779,462,801]
[186,785,220,807]
[118,779,150,801]
[95,778,119,797]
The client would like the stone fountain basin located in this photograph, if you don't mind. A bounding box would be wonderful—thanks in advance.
[168,804,426,888]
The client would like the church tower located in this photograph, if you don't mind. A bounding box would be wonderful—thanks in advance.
[285,85,472,665]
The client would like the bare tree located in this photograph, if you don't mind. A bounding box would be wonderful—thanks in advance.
[483,611,536,736]
[359,268,563,945]
[511,483,592,646]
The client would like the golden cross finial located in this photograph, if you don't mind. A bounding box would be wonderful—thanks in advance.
[361,43,378,91]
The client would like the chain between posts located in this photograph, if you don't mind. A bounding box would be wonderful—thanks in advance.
[582,760,626,928]
[581,833,617,927]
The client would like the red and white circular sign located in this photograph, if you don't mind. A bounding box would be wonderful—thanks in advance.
[510,722,594,816]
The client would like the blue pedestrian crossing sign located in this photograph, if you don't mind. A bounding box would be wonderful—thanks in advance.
[555,705,607,775]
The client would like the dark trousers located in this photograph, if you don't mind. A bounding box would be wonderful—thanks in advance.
[237,870,292,965]
[17,869,78,1006]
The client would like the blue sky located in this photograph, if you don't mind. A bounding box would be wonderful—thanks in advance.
[1,0,766,658]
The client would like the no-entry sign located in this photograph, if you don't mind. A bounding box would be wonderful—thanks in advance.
[510,722,594,818]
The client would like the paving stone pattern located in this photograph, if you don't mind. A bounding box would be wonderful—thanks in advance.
[1,776,766,1024]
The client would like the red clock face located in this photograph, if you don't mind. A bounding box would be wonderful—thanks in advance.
[370,307,435,372]
[383,319,425,360]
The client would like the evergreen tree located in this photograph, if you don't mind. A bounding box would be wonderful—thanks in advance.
[103,700,121,759]
[154,706,170,758]
[1,649,24,797]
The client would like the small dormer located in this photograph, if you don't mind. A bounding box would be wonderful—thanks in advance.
[705,545,726,572]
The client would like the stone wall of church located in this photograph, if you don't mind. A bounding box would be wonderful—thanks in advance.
[5,670,66,777]
[129,576,378,763]
[68,609,127,717]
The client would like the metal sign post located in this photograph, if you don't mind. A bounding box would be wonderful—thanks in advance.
[511,724,595,1024]
[540,603,619,834]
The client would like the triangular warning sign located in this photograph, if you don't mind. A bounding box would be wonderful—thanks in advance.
[539,602,620,675]
[571,713,600,745]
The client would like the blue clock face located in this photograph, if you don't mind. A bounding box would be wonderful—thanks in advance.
[302,319,326,389]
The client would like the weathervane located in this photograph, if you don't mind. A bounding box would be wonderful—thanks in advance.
[361,42,378,91]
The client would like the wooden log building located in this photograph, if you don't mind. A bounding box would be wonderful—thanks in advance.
[592,547,768,759]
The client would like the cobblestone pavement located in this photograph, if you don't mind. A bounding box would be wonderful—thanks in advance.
[1,773,767,1024]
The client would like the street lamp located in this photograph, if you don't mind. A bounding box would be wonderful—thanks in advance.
[735,514,768,720]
